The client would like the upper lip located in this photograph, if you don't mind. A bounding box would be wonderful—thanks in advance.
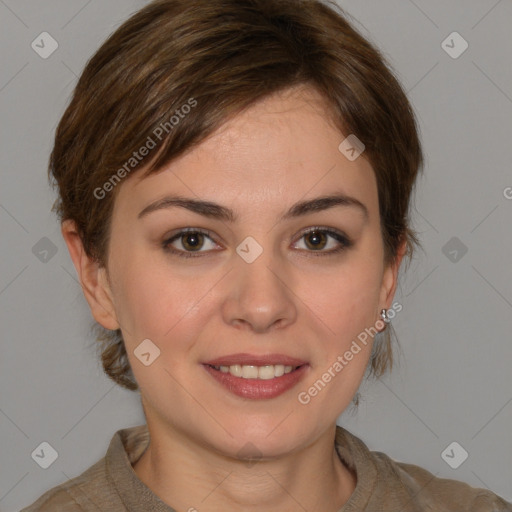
[203,353,308,367]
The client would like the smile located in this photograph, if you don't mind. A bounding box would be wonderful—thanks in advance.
[203,360,309,400]
[208,364,298,380]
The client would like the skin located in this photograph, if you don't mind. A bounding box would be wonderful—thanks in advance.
[63,84,405,511]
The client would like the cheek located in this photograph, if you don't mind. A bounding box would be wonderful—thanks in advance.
[303,259,383,343]
[110,255,221,350]
[295,267,381,414]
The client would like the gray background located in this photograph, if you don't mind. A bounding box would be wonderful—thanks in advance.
[1,0,511,510]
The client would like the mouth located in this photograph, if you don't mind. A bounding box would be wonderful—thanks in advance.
[207,363,302,380]
[202,354,309,399]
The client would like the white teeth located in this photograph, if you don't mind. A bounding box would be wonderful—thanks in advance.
[258,365,275,380]
[211,364,299,379]
[242,365,259,379]
[274,365,285,377]
[230,364,242,377]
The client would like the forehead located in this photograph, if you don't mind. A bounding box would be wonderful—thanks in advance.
[115,85,378,222]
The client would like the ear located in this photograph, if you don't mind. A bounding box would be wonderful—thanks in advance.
[378,238,407,315]
[61,220,120,330]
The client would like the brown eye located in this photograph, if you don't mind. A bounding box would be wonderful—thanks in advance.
[163,229,220,258]
[180,232,204,251]
[304,230,328,250]
[293,227,352,255]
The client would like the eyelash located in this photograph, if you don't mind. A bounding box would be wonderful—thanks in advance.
[162,226,353,259]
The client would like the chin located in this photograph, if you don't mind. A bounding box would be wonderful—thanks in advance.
[210,416,318,460]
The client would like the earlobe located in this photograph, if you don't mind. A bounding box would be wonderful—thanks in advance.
[379,239,407,318]
[61,220,120,331]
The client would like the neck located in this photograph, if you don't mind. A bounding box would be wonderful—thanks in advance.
[133,422,356,512]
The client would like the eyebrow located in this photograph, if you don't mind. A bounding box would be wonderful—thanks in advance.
[138,193,369,223]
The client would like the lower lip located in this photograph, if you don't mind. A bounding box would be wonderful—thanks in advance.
[203,364,309,400]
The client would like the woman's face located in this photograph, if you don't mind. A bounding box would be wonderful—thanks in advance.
[92,85,401,458]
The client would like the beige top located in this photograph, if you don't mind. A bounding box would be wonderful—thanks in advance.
[21,424,512,511]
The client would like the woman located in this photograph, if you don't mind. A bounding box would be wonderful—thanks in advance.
[22,0,511,510]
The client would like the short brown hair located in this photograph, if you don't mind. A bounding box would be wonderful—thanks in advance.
[50,0,423,391]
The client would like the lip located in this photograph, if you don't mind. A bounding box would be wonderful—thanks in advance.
[203,353,308,367]
[202,353,310,400]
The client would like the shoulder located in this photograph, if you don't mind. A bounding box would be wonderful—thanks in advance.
[20,457,107,511]
[20,486,84,511]
[336,426,512,511]
[373,449,512,511]
[20,425,148,511]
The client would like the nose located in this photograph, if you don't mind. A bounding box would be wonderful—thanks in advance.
[221,243,298,334]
